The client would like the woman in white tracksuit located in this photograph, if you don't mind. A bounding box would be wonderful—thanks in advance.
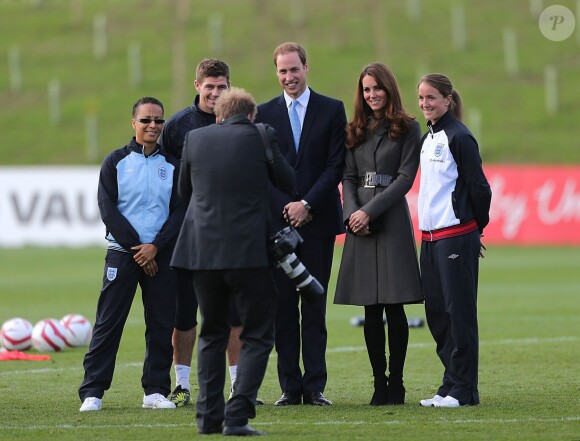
[416,74,492,408]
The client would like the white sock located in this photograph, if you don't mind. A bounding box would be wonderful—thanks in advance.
[175,364,191,391]
[229,365,238,389]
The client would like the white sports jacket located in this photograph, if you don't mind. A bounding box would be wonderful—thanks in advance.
[418,111,491,234]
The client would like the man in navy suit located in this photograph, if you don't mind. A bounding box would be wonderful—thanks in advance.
[256,42,346,406]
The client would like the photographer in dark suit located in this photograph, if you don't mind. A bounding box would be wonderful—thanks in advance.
[170,88,295,436]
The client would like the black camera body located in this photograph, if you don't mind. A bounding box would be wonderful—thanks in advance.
[268,226,324,304]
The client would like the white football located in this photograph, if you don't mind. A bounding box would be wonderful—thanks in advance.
[60,314,92,347]
[32,319,69,352]
[0,318,33,351]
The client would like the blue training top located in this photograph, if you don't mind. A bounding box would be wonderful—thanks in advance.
[97,137,183,253]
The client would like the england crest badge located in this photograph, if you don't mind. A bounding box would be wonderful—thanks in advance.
[106,267,118,281]
[434,143,445,157]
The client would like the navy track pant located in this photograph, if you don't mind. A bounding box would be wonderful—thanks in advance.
[420,230,480,405]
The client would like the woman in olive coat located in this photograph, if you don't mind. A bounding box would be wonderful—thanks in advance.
[334,63,423,405]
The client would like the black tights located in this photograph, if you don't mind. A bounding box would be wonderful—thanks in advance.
[363,304,408,382]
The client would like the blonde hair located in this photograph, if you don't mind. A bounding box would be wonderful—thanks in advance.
[214,87,257,121]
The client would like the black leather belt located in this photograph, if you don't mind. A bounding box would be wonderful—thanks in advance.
[359,172,393,188]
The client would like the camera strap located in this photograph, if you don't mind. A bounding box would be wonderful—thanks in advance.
[255,123,274,164]
[256,122,281,188]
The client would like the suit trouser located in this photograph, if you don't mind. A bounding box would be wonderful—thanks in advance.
[78,249,177,401]
[274,234,335,396]
[193,268,276,431]
[174,269,199,330]
[420,230,480,405]
[174,270,241,330]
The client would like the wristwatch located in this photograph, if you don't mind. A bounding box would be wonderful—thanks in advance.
[301,200,311,211]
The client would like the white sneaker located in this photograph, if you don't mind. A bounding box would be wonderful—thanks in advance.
[432,395,466,408]
[142,393,176,409]
[420,394,444,407]
[80,397,102,412]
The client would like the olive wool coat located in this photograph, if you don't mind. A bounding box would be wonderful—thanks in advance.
[334,119,423,306]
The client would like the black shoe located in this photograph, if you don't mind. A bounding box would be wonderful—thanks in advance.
[169,385,191,407]
[386,380,405,405]
[274,392,302,406]
[303,392,332,406]
[223,424,266,436]
[370,375,389,406]
[254,398,264,406]
[198,424,223,435]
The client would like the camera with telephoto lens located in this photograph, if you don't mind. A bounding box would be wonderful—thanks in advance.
[268,226,324,304]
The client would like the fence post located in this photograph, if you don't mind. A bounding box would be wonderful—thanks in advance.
[577,0,580,45]
[208,13,223,55]
[503,28,518,77]
[467,108,482,155]
[70,0,83,25]
[93,14,107,59]
[128,42,141,89]
[452,5,466,51]
[544,65,558,115]
[406,0,421,22]
[529,0,543,16]
[290,0,305,27]
[8,46,22,92]
[85,112,99,162]
[48,78,61,126]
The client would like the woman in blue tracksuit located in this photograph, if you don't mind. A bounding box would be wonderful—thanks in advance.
[416,74,492,408]
[78,97,185,412]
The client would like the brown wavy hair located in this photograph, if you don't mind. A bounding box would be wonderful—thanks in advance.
[346,63,415,149]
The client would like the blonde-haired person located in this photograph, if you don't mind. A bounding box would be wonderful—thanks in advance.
[334,63,423,405]
[170,87,295,435]
[417,74,491,408]
[214,87,257,120]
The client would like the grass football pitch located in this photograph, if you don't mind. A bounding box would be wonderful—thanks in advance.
[0,245,578,440]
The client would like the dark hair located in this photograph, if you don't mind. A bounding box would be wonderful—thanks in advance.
[273,42,307,66]
[132,97,164,117]
[214,87,257,121]
[346,63,415,149]
[196,58,231,85]
[418,73,463,121]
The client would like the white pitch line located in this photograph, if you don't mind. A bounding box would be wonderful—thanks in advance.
[1,336,577,375]
[327,336,578,353]
[1,361,142,375]
[490,336,578,345]
[1,416,578,431]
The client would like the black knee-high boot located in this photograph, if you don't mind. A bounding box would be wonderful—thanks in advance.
[364,305,388,405]
[385,305,408,405]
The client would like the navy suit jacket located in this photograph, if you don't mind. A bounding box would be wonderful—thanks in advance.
[256,89,347,238]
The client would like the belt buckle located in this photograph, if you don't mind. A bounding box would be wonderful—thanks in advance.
[364,171,376,188]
